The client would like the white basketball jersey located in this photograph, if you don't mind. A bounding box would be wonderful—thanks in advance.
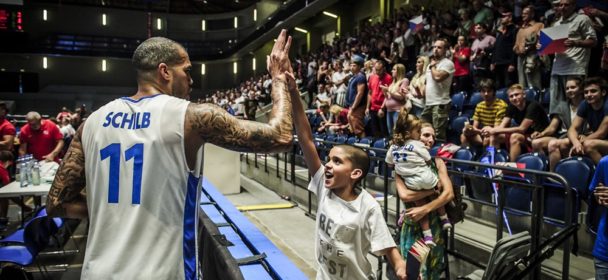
[81,94,202,280]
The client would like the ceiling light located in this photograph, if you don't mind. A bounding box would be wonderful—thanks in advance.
[294,27,308,33]
[323,11,338,18]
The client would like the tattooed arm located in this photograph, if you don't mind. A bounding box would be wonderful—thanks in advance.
[46,124,88,219]
[185,30,293,154]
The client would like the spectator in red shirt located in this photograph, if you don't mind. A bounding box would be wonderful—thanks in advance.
[452,35,472,93]
[0,102,16,152]
[18,111,64,162]
[56,106,71,123]
[367,60,393,137]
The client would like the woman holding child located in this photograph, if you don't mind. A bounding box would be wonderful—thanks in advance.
[394,122,455,279]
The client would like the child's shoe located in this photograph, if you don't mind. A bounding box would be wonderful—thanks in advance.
[423,235,436,247]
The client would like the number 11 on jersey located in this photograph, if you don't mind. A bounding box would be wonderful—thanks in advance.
[100,143,144,204]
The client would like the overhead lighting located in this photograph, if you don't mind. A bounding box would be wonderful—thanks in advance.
[252,58,256,71]
[102,13,107,26]
[253,9,257,21]
[43,9,47,21]
[323,11,338,18]
[201,19,206,31]
[102,59,107,72]
[233,62,237,74]
[157,18,162,30]
[43,57,47,69]
[294,27,308,34]
[234,16,238,29]
[201,64,205,75]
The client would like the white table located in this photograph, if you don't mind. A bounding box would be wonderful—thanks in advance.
[0,181,52,198]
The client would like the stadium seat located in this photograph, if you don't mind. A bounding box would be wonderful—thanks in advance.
[335,135,347,144]
[524,87,538,102]
[430,144,441,157]
[464,231,531,280]
[496,88,508,103]
[554,156,595,200]
[346,136,358,145]
[450,91,466,119]
[448,116,469,144]
[369,138,389,176]
[502,153,547,214]
[450,147,475,191]
[541,88,550,109]
[463,91,482,117]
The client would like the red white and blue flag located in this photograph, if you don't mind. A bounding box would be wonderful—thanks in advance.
[538,24,569,55]
[409,15,424,33]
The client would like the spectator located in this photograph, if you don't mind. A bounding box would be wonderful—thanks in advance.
[383,63,409,136]
[244,92,262,121]
[319,105,349,135]
[548,0,597,137]
[532,77,584,155]
[395,122,454,279]
[455,8,474,40]
[331,61,349,107]
[346,55,368,138]
[589,157,608,280]
[422,38,455,141]
[59,116,76,139]
[461,78,508,149]
[367,60,392,137]
[514,5,544,89]
[56,106,71,123]
[472,0,495,27]
[471,23,496,86]
[488,84,550,160]
[579,77,608,164]
[0,102,15,152]
[314,83,331,108]
[409,56,429,117]
[491,11,518,89]
[18,111,64,162]
[452,35,472,93]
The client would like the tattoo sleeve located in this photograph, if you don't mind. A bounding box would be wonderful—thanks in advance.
[188,77,293,153]
[46,124,88,219]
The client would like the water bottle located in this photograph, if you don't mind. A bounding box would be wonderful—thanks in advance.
[19,160,28,187]
[15,156,22,182]
[32,162,41,186]
[26,155,33,184]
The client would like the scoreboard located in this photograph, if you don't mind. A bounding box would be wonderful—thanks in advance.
[0,5,23,32]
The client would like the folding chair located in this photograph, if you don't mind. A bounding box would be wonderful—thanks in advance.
[461,231,531,280]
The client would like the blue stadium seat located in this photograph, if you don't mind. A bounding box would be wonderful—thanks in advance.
[541,88,550,109]
[554,156,595,201]
[369,138,389,176]
[430,144,442,157]
[450,91,466,119]
[524,87,538,102]
[448,116,469,144]
[502,153,547,215]
[496,88,508,103]
[463,91,483,117]
[335,135,347,144]
[346,136,358,145]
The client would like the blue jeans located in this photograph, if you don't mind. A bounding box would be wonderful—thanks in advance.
[387,111,399,136]
[596,258,608,280]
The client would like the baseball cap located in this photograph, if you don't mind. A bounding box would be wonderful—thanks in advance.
[351,55,365,66]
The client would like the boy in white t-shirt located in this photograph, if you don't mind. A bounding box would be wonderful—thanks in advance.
[286,71,406,280]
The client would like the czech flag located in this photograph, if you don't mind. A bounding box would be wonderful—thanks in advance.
[538,24,569,55]
[409,15,424,33]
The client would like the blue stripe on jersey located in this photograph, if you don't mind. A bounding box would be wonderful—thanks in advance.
[120,93,163,103]
[183,173,199,280]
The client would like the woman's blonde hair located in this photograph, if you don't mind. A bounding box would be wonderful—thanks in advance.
[329,104,344,116]
[415,56,430,78]
[391,63,406,84]
[391,107,422,146]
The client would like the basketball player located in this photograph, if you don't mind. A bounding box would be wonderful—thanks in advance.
[46,30,294,279]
